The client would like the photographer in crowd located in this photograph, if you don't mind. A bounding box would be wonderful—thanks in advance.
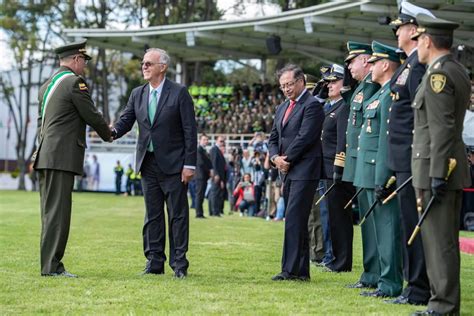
[233,173,257,216]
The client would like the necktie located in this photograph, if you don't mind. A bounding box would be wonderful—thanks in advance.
[323,101,332,113]
[282,100,296,125]
[148,89,158,151]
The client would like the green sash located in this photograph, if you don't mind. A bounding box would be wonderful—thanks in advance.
[40,71,75,134]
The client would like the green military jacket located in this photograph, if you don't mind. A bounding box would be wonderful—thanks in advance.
[353,82,393,189]
[34,66,110,175]
[411,54,471,190]
[342,73,380,182]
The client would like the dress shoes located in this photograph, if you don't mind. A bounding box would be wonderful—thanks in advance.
[271,272,309,282]
[142,268,164,275]
[174,269,187,279]
[411,310,447,316]
[385,295,427,306]
[41,271,77,278]
[360,289,392,298]
[345,281,376,289]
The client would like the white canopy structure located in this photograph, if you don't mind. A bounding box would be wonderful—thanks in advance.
[64,0,474,66]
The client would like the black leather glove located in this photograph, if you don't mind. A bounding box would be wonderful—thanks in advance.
[333,172,343,184]
[342,64,357,90]
[312,80,325,96]
[431,177,448,200]
[316,81,329,100]
[375,185,392,202]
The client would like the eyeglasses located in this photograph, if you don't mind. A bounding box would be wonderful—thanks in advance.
[140,61,165,68]
[76,55,89,65]
[279,78,300,90]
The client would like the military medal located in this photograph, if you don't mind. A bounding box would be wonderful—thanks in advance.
[353,92,364,103]
[396,68,409,85]
[366,119,372,133]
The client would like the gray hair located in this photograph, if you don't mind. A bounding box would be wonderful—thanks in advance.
[276,64,305,83]
[145,48,170,65]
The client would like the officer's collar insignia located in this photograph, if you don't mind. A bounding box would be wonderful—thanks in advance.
[330,112,336,118]
[366,100,380,110]
[396,68,410,86]
[430,74,446,93]
[353,92,364,103]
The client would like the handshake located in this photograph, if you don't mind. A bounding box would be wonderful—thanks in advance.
[107,125,118,143]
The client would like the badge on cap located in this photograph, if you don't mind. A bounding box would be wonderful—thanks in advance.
[79,83,88,91]
[430,74,446,93]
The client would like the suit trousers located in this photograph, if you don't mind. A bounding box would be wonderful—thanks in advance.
[358,188,380,286]
[308,190,324,263]
[326,180,355,272]
[195,178,207,217]
[141,152,189,272]
[368,189,403,296]
[38,169,75,274]
[396,172,430,303]
[281,178,318,278]
[420,190,461,314]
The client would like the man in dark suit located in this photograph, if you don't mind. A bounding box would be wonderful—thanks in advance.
[112,48,197,279]
[195,134,212,218]
[209,135,227,216]
[411,15,471,315]
[385,2,434,306]
[34,40,112,277]
[321,65,355,272]
[269,64,325,281]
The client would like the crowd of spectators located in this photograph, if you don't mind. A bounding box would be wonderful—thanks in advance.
[189,81,285,134]
[189,132,286,220]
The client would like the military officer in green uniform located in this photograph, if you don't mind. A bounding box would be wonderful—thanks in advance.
[342,42,380,289]
[410,15,471,316]
[355,41,403,298]
[33,40,112,277]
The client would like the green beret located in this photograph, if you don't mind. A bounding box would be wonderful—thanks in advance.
[345,41,373,62]
[411,14,459,40]
[367,41,400,63]
[54,39,92,60]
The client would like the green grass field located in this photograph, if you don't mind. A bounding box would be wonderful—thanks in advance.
[1,191,473,315]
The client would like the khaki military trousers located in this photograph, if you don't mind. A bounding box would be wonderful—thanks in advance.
[419,190,461,314]
[38,169,75,274]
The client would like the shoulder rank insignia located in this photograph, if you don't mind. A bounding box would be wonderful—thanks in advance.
[78,82,88,91]
[396,68,410,86]
[353,92,364,103]
[430,74,446,93]
[366,100,379,110]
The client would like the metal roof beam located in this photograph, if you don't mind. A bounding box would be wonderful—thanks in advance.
[132,37,262,60]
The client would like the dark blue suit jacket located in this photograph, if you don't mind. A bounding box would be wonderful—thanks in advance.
[115,79,197,174]
[388,51,426,172]
[268,90,325,180]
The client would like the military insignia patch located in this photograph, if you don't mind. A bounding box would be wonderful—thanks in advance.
[353,92,364,103]
[396,68,409,85]
[430,74,446,93]
[78,83,88,91]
